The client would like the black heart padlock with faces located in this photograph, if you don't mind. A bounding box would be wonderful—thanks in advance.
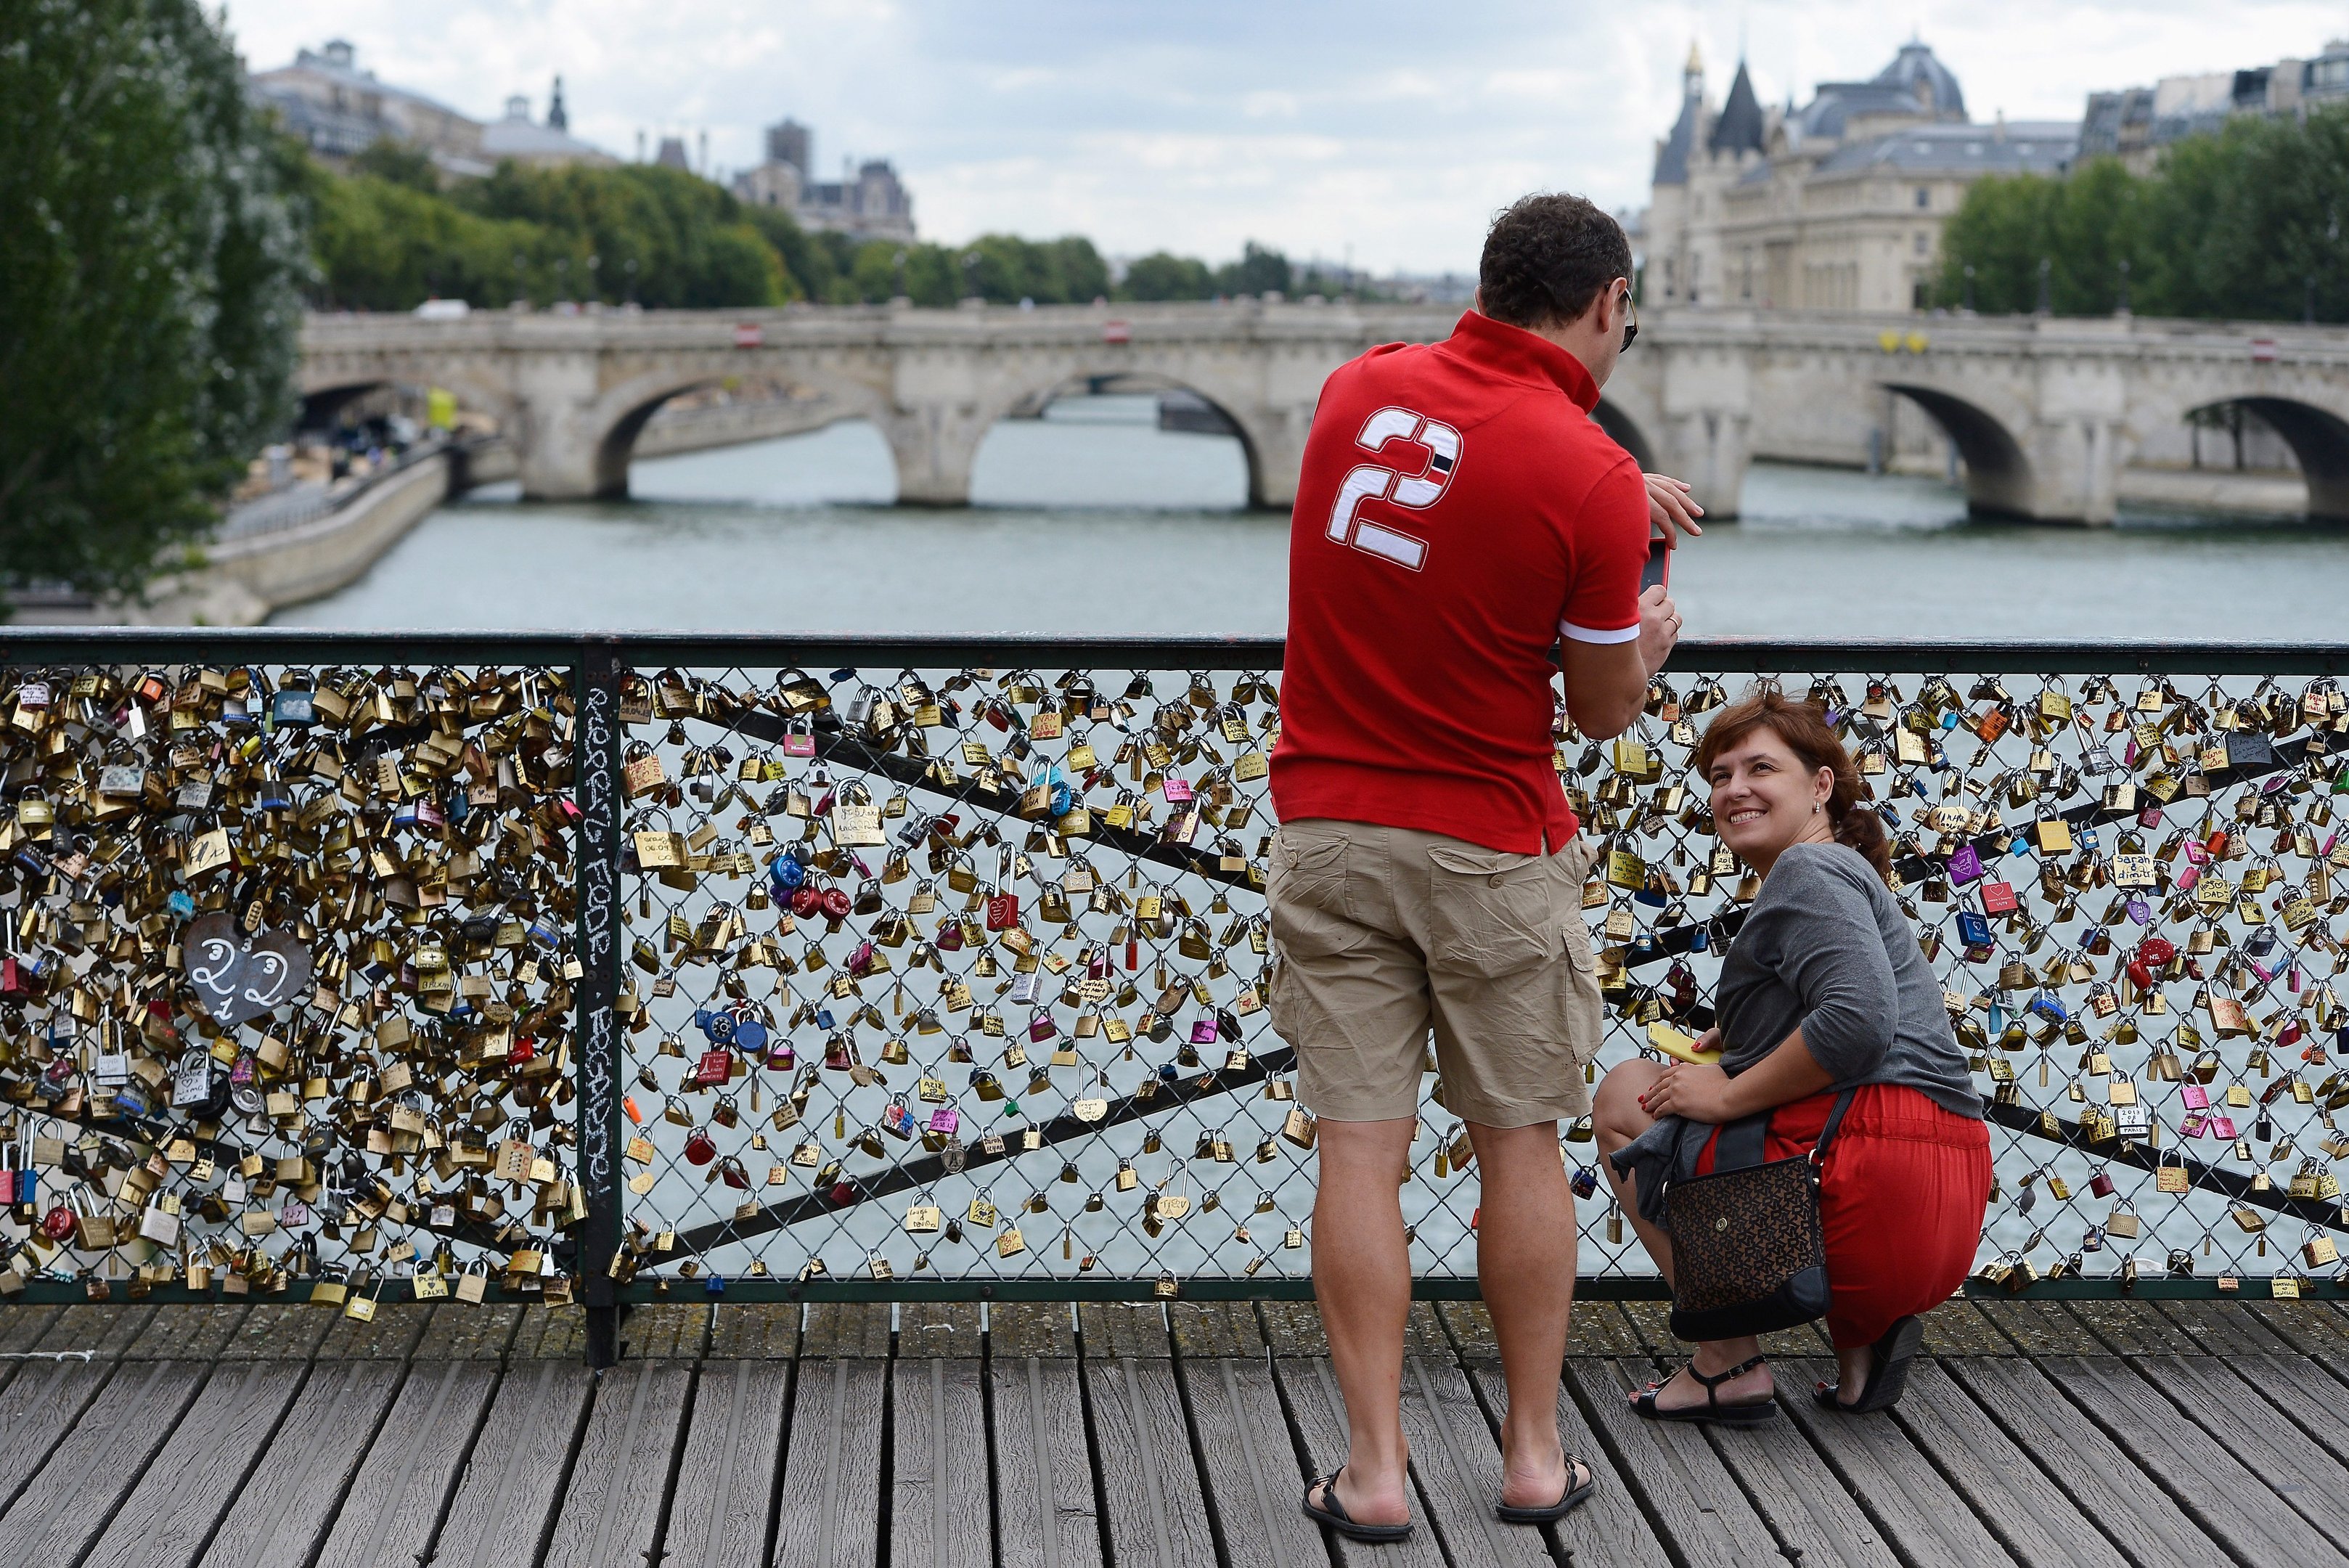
[184,912,312,1025]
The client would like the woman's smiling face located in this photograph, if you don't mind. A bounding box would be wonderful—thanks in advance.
[1707,726,1834,866]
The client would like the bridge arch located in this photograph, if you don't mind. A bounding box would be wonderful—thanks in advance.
[2181,396,2349,520]
[1879,382,2036,518]
[582,364,891,499]
[962,369,1268,510]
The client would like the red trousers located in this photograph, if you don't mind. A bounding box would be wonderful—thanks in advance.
[1695,1083,1990,1349]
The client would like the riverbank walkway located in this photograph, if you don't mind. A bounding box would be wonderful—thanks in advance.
[0,1294,2340,1567]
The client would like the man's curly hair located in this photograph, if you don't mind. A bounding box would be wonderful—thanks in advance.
[1478,193,1633,331]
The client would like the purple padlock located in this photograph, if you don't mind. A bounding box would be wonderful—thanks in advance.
[1190,1017,1220,1045]
[1947,844,1983,884]
[2125,895,2152,925]
[928,1106,960,1136]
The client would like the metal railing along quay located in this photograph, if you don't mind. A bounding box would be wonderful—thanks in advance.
[0,631,2345,1366]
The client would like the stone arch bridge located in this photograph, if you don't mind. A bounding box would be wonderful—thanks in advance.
[299,303,2349,523]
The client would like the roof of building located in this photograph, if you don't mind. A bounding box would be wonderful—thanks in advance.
[1654,83,1702,185]
[480,103,610,160]
[1872,41,1966,120]
[252,43,474,124]
[1793,41,1969,142]
[1709,62,1766,155]
[1810,120,2079,177]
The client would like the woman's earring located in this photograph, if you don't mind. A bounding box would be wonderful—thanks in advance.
[1813,801,1823,814]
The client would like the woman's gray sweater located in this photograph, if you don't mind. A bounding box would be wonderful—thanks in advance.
[1608,841,1982,1228]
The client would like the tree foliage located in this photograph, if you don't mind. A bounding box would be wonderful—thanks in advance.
[1937,106,2349,322]
[0,0,310,603]
[305,155,1354,311]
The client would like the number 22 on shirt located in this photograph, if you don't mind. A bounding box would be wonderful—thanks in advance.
[1325,406,1461,572]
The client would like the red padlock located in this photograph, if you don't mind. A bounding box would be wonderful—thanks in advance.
[936,922,964,953]
[694,1048,731,1087]
[790,885,822,919]
[819,886,851,923]
[986,893,1019,931]
[683,1126,717,1166]
[41,1199,77,1241]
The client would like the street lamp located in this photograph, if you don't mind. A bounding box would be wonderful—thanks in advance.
[2116,258,2131,316]
[1962,264,1975,314]
[2036,257,2051,317]
[961,252,979,303]
[513,252,528,309]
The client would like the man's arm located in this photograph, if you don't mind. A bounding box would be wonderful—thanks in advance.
[1558,460,1683,739]
[1561,584,1678,739]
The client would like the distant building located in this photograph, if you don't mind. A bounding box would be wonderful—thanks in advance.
[1647,41,2078,313]
[731,117,916,241]
[655,136,693,172]
[2083,38,2349,171]
[767,118,812,173]
[481,79,616,168]
[248,42,614,178]
[248,39,487,176]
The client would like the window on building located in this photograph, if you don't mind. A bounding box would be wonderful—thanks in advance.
[1915,187,1930,209]
[1915,232,1929,255]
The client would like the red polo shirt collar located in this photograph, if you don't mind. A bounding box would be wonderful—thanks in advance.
[1442,310,1601,412]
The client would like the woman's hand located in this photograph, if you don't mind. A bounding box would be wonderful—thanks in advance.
[1638,1061,1742,1124]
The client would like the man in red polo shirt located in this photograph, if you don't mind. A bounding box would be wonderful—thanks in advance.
[1271,194,1691,1540]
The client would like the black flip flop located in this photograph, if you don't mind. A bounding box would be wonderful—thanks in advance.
[1629,1353,1778,1426]
[1302,1466,1413,1543]
[1815,1314,1924,1413]
[1495,1455,1596,1524]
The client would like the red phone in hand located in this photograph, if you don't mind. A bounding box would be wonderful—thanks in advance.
[1641,533,1671,592]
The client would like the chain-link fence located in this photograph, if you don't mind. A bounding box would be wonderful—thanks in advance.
[3,634,2348,1352]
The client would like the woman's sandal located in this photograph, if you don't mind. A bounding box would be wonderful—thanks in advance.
[1302,1466,1413,1543]
[1629,1354,1778,1426]
[1815,1315,1924,1414]
[1495,1455,1596,1524]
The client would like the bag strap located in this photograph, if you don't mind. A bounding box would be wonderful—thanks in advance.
[1809,1087,1860,1165]
[1711,1086,1860,1173]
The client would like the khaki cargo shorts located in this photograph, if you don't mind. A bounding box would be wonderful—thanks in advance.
[1265,818,1604,1127]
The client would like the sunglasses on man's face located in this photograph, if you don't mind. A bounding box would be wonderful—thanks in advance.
[1619,287,1638,352]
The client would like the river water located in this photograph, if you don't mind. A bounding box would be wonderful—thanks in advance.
[277,395,2349,640]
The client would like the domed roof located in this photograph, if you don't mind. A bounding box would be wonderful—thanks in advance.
[1871,41,1965,121]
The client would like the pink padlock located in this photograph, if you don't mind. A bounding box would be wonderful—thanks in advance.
[928,1106,960,1136]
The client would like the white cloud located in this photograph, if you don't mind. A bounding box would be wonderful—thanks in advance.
[221,0,2348,273]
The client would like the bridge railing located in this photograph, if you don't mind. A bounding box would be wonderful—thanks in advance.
[1,632,2345,1356]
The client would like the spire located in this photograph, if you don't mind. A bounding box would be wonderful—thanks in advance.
[547,75,568,131]
[1709,60,1765,156]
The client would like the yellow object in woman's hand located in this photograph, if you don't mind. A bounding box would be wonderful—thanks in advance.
[1647,1022,1723,1066]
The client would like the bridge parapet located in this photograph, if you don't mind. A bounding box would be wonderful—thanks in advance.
[299,306,2349,520]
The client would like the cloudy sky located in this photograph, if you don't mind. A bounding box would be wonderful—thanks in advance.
[221,0,2345,274]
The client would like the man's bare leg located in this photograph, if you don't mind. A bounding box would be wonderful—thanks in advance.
[1309,1116,1416,1527]
[1466,1119,1582,1508]
[1591,1063,1773,1412]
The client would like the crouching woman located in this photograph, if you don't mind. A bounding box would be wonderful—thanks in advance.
[1596,690,1989,1418]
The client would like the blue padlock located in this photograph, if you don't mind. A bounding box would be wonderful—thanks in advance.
[768,852,807,897]
[732,1015,770,1053]
[1956,910,1993,947]
[694,1008,737,1045]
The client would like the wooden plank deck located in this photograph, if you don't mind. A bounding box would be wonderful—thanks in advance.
[0,1294,2337,1567]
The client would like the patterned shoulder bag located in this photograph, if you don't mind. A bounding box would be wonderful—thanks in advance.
[1662,1088,1856,1343]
